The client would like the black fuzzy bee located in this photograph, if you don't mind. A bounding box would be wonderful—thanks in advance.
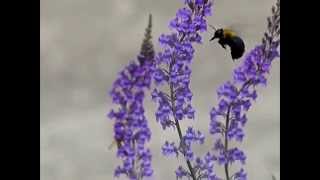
[209,25,245,60]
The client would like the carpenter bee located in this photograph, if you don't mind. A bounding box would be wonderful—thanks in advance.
[209,25,245,60]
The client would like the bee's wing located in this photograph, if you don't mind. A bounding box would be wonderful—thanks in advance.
[108,140,117,150]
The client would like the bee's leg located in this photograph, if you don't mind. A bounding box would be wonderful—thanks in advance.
[219,43,226,49]
[218,39,227,49]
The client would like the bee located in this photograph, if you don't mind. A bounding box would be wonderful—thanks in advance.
[108,138,123,149]
[108,138,130,157]
[209,25,245,60]
[108,122,126,150]
[108,138,123,150]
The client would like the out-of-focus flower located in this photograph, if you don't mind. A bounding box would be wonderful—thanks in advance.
[108,14,155,179]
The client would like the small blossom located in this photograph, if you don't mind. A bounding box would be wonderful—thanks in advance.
[183,127,205,146]
[175,166,189,179]
[194,152,220,180]
[228,148,246,164]
[233,168,247,180]
[162,141,179,157]
[213,139,224,151]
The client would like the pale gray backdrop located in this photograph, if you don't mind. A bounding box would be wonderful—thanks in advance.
[40,0,280,179]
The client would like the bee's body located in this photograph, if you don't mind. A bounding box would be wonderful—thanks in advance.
[210,28,245,60]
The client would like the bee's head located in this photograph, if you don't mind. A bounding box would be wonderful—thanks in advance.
[210,28,224,41]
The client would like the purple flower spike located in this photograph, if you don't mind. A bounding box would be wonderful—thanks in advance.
[108,14,155,179]
[152,0,214,179]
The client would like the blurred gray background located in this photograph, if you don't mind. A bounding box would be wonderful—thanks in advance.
[40,0,280,179]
